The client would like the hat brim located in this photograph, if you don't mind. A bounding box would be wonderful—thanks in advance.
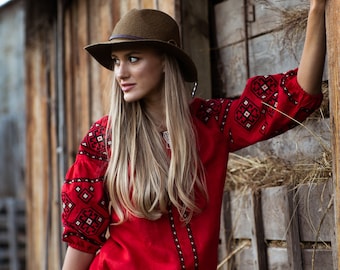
[84,40,197,82]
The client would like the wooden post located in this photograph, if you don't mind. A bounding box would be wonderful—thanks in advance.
[180,0,212,99]
[325,0,340,269]
[250,190,268,270]
[285,186,303,270]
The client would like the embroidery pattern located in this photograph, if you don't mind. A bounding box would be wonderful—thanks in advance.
[281,70,299,105]
[235,98,260,131]
[197,99,222,123]
[220,100,232,132]
[196,99,232,132]
[250,75,277,99]
[62,230,106,247]
[75,207,104,236]
[183,213,199,269]
[168,207,199,269]
[62,193,74,219]
[81,122,111,159]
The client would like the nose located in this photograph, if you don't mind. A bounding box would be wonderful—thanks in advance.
[115,61,129,80]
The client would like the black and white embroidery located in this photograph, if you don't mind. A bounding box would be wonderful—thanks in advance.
[168,207,199,269]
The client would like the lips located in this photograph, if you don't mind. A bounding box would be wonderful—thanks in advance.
[120,83,135,92]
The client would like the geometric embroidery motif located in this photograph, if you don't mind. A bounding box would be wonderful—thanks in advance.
[196,99,222,124]
[235,98,260,131]
[76,186,94,203]
[75,208,104,236]
[251,75,277,99]
[263,91,279,117]
[61,193,75,219]
[81,122,109,157]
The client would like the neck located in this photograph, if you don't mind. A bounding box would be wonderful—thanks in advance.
[143,99,166,132]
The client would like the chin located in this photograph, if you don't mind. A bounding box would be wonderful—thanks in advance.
[123,94,142,103]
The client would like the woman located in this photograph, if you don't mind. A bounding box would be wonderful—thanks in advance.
[62,1,327,269]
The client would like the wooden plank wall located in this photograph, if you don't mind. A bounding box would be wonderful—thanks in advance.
[26,0,213,269]
[219,180,334,269]
[25,1,59,269]
[212,0,334,269]
[325,0,340,267]
[214,0,330,165]
[214,0,328,97]
[0,0,26,199]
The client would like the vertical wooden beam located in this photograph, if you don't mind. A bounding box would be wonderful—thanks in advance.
[325,0,340,269]
[285,186,303,270]
[222,191,234,270]
[180,0,211,99]
[250,190,268,270]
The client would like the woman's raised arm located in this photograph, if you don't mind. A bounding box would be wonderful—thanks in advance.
[297,0,327,95]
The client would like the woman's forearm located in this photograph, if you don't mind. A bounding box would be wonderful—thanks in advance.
[62,246,95,270]
[297,0,327,95]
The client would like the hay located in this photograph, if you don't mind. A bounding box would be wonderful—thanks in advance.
[225,150,332,191]
[257,0,310,60]
[281,4,309,54]
[225,82,331,192]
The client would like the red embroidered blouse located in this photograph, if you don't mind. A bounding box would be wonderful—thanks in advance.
[61,69,322,269]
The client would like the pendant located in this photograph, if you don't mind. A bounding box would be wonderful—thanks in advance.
[162,131,171,149]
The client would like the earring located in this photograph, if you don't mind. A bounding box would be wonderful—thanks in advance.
[191,82,198,97]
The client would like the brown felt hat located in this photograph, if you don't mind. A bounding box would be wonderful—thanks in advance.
[85,9,197,82]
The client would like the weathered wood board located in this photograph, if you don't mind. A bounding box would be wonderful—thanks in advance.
[221,179,334,269]
[214,0,308,47]
[228,180,334,241]
[0,0,25,199]
[231,247,333,270]
[325,0,340,267]
[214,0,328,96]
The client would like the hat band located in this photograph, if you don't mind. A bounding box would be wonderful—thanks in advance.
[109,34,143,41]
[109,34,179,47]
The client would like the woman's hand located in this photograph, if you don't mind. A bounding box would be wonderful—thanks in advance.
[297,0,327,95]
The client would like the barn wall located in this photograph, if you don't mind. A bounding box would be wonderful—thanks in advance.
[212,1,333,269]
[213,0,330,162]
[25,0,60,268]
[0,0,25,199]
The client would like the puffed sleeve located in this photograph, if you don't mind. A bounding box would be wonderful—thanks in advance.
[192,69,322,152]
[61,116,111,254]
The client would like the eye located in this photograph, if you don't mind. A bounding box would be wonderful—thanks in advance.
[129,56,139,63]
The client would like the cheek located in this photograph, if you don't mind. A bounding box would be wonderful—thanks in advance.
[148,64,164,82]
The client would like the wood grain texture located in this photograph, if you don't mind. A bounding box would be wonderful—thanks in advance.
[325,0,340,268]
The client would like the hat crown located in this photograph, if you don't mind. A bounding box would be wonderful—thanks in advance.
[110,9,181,47]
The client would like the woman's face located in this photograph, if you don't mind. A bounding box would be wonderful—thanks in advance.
[112,48,164,103]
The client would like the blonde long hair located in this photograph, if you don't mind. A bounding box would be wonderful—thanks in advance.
[105,54,207,223]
